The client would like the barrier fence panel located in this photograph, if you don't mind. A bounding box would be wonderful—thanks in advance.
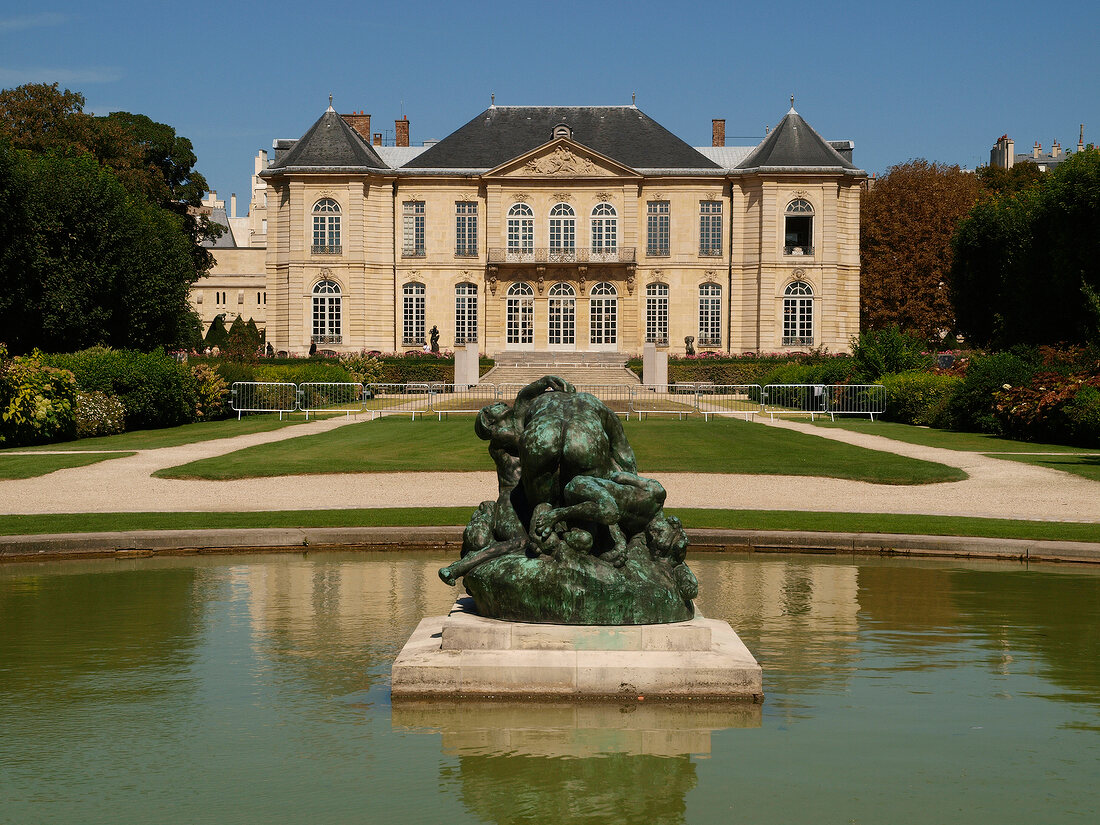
[827,384,886,420]
[363,383,433,419]
[575,384,634,418]
[697,385,764,421]
[229,382,299,420]
[762,384,828,420]
[298,383,365,419]
[630,384,699,419]
[428,383,500,418]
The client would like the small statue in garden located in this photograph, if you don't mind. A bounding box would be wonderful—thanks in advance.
[684,335,695,355]
[440,376,697,625]
[429,325,440,353]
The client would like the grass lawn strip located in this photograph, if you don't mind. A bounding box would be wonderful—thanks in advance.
[987,453,1100,483]
[154,416,965,485]
[0,414,308,454]
[0,452,136,479]
[813,419,1086,454]
[0,508,1097,544]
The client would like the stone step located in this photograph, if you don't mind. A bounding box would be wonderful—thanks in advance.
[482,364,640,387]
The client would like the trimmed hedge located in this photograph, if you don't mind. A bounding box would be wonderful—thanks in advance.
[879,371,962,426]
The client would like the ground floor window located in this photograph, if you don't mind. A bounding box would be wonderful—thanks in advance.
[506,282,534,345]
[454,282,478,344]
[403,282,425,345]
[645,282,668,344]
[312,280,341,344]
[698,283,721,346]
[783,281,814,345]
[589,282,617,346]
[548,283,576,346]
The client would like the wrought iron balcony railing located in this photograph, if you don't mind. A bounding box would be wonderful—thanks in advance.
[697,337,722,347]
[782,336,814,347]
[699,247,723,257]
[784,245,814,256]
[311,334,342,344]
[311,245,342,255]
[454,334,478,345]
[645,336,670,346]
[488,247,637,265]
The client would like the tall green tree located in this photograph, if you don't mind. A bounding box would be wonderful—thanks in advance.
[860,160,984,340]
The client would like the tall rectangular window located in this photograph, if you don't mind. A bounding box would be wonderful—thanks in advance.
[645,283,669,344]
[403,201,425,257]
[698,283,722,347]
[402,282,425,345]
[455,202,478,256]
[455,282,478,344]
[699,201,722,256]
[647,201,669,256]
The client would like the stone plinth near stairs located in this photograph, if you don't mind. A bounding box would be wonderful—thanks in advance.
[391,598,763,701]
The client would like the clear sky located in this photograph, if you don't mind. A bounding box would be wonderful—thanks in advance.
[2,1,1097,210]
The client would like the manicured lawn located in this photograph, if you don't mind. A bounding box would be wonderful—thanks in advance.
[0,507,1097,544]
[0,452,135,479]
[812,419,1086,453]
[0,415,307,453]
[155,416,965,485]
[990,453,1100,482]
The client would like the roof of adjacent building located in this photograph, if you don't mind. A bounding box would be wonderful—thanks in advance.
[202,206,237,248]
[267,106,387,172]
[401,106,722,171]
[737,108,861,174]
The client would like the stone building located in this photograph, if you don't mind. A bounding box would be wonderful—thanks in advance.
[197,101,865,357]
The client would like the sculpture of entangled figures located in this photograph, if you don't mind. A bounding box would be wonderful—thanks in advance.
[439,376,698,624]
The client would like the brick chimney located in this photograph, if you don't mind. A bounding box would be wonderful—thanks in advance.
[1032,140,1042,159]
[395,117,410,148]
[373,133,382,146]
[712,119,725,147]
[342,111,371,141]
[1079,124,1085,153]
[1051,139,1062,159]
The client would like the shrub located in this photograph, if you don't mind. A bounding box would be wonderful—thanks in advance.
[879,371,963,426]
[74,390,126,438]
[338,352,383,384]
[204,315,229,349]
[850,327,933,380]
[252,362,352,385]
[45,348,198,431]
[944,347,1040,433]
[191,363,229,420]
[993,371,1100,447]
[0,348,78,446]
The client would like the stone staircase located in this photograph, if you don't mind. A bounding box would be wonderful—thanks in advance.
[480,351,640,388]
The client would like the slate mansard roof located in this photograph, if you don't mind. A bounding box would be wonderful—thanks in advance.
[736,108,862,175]
[265,106,387,174]
[402,106,722,172]
[264,103,862,177]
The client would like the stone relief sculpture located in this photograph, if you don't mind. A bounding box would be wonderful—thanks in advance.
[439,376,697,624]
[523,148,599,176]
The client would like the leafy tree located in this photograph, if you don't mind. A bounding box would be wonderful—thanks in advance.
[953,149,1100,346]
[204,314,229,350]
[224,314,262,361]
[976,162,1043,197]
[860,160,984,340]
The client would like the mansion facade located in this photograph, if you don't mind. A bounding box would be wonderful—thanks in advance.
[194,102,865,356]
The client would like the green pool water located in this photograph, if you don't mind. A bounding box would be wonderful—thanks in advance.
[1,551,1098,824]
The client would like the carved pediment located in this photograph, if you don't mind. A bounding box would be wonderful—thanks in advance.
[488,138,640,180]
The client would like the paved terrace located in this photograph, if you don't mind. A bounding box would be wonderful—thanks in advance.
[1,415,1096,523]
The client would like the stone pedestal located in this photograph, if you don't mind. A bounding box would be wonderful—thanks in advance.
[642,342,668,386]
[391,598,763,700]
[453,345,481,390]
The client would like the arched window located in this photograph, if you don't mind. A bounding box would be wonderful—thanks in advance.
[548,203,576,260]
[506,282,534,347]
[507,203,534,259]
[646,282,669,345]
[590,203,617,259]
[312,198,341,254]
[454,282,478,345]
[784,199,814,255]
[312,279,341,343]
[783,281,814,346]
[589,282,617,347]
[548,283,576,347]
[402,282,425,346]
[698,283,722,347]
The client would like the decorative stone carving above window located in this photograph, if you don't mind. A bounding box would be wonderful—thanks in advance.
[524,148,598,176]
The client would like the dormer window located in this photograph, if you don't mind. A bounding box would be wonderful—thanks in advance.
[553,123,572,140]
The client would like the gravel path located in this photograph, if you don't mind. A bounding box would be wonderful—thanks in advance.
[1,415,1096,522]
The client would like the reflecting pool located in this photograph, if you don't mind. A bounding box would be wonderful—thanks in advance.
[1,551,1098,824]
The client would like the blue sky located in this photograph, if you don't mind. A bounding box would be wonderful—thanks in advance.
[2,1,1097,209]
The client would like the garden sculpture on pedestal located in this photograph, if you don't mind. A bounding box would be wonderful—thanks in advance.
[439,376,697,624]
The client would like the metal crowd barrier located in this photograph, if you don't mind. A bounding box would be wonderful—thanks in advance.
[363,383,433,420]
[230,382,299,420]
[630,384,699,419]
[427,383,500,419]
[575,384,634,418]
[762,384,829,420]
[826,384,886,421]
[298,382,366,419]
[697,385,764,421]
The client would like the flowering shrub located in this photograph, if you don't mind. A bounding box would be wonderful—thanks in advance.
[993,369,1100,446]
[0,347,78,446]
[74,391,126,438]
[338,352,383,384]
[191,363,229,420]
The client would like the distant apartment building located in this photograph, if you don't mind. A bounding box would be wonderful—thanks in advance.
[989,124,1087,171]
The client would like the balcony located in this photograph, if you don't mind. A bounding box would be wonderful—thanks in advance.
[784,245,814,256]
[697,337,722,347]
[312,334,342,344]
[488,247,637,265]
[454,334,478,345]
[311,245,342,255]
[782,336,814,347]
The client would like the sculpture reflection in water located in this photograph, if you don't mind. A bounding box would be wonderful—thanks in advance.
[439,376,698,624]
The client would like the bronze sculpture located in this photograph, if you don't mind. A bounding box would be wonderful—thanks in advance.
[439,376,697,624]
